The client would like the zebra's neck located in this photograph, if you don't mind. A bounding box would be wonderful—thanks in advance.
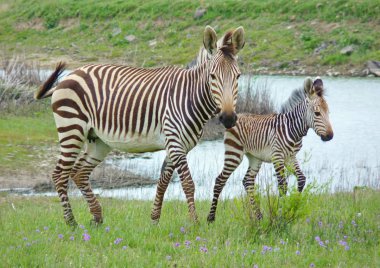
[282,100,309,142]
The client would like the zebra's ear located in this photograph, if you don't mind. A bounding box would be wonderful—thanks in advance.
[203,25,218,55]
[231,26,245,54]
[304,77,315,97]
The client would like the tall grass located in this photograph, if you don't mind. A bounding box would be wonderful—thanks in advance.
[1,188,378,267]
[0,55,49,114]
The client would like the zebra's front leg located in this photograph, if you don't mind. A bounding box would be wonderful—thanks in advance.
[243,155,263,220]
[207,141,243,223]
[151,157,175,224]
[291,157,307,192]
[273,157,287,196]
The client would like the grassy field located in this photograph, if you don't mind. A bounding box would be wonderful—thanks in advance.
[0,0,379,74]
[0,188,379,267]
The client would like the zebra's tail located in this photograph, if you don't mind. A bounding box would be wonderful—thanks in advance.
[34,61,66,100]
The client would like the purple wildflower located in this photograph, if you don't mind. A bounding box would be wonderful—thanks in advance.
[306,218,310,223]
[251,250,256,254]
[339,240,347,246]
[79,224,85,229]
[345,245,350,250]
[70,236,74,241]
[200,246,208,253]
[169,232,173,238]
[225,240,230,246]
[43,226,49,231]
[180,227,185,233]
[325,240,329,244]
[23,237,28,241]
[319,241,326,247]
[114,238,123,245]
[195,236,201,241]
[36,229,40,233]
[174,242,180,247]
[310,263,315,267]
[58,234,63,239]
[351,220,357,227]
[166,255,172,261]
[105,226,110,232]
[122,246,127,250]
[296,250,301,255]
[343,235,348,240]
[26,243,31,247]
[315,236,321,242]
[318,221,323,227]
[253,265,259,268]
[339,221,344,229]
[82,233,90,241]
[185,240,191,247]
[280,239,286,245]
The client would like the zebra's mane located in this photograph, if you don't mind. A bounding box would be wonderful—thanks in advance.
[279,88,307,114]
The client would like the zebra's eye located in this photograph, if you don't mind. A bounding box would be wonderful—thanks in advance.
[236,74,241,79]
[210,73,216,80]
[314,111,321,116]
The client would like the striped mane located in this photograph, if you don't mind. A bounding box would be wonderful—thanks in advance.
[279,88,307,114]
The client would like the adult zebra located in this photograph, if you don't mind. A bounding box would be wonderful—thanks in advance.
[207,77,333,222]
[35,26,245,226]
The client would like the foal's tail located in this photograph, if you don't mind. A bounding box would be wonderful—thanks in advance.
[34,62,66,100]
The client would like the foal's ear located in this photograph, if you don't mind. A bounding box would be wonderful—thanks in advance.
[304,77,315,97]
[231,26,245,54]
[203,25,218,55]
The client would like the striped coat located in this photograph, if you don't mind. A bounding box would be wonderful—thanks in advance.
[36,26,245,226]
[207,77,333,222]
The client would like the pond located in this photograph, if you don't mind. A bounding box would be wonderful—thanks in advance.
[38,75,379,201]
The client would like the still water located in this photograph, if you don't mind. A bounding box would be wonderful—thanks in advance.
[86,75,379,200]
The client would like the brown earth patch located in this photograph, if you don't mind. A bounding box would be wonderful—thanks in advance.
[15,18,45,31]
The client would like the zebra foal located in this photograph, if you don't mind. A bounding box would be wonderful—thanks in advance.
[35,26,245,226]
[207,77,334,222]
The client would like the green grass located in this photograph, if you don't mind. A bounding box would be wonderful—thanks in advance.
[0,188,379,267]
[0,0,379,73]
[0,109,57,171]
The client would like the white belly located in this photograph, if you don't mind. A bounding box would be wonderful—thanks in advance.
[100,131,166,153]
[247,147,273,162]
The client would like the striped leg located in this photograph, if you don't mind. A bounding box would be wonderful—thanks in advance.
[53,135,84,226]
[151,157,175,223]
[207,134,244,223]
[291,157,307,192]
[70,139,110,224]
[272,153,287,196]
[243,155,263,220]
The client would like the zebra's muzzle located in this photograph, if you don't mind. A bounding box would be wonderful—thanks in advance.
[321,132,333,141]
[219,112,237,129]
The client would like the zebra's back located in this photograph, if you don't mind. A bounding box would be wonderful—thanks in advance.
[52,64,182,153]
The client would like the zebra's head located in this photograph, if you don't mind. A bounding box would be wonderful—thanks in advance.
[304,77,334,141]
[203,26,245,129]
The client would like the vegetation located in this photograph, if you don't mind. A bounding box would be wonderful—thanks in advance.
[0,188,378,267]
[0,0,379,74]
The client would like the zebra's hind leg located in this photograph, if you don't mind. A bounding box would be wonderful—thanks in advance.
[71,139,110,225]
[151,157,175,224]
[207,136,244,223]
[243,155,263,220]
[53,139,84,226]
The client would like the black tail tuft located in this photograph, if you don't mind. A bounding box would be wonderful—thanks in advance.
[34,61,66,100]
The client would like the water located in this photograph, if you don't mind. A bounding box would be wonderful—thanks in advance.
[46,75,379,201]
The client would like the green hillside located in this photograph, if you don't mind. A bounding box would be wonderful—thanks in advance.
[0,0,379,75]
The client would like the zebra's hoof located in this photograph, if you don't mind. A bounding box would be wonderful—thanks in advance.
[256,212,263,220]
[151,219,160,225]
[65,217,78,227]
[90,217,103,226]
[207,215,215,223]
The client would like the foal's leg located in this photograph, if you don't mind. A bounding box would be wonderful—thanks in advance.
[242,155,263,219]
[272,151,287,196]
[290,157,307,192]
[70,139,110,224]
[151,156,175,223]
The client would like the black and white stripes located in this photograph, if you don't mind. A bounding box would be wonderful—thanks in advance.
[207,77,333,222]
[36,26,245,226]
